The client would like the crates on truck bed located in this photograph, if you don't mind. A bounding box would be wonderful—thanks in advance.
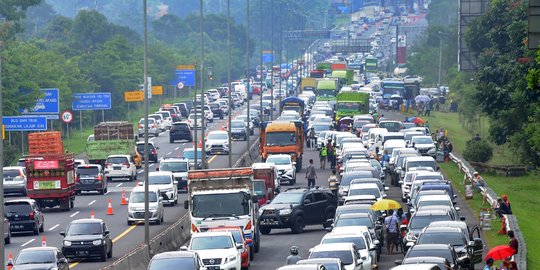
[28,131,64,155]
[94,121,134,140]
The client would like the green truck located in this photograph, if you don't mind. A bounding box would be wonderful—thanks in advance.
[316,62,332,75]
[331,70,354,86]
[335,92,370,120]
[86,121,140,167]
[316,78,338,106]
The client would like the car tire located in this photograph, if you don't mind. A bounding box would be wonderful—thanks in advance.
[154,132,159,137]
[291,216,304,234]
[22,189,27,196]
[170,138,174,143]
[100,249,107,262]
[107,244,113,258]
[323,211,334,229]
[127,220,133,226]
[76,190,81,195]
[260,226,271,235]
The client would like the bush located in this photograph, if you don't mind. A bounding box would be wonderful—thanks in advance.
[463,139,493,163]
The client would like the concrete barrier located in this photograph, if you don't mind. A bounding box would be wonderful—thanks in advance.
[449,153,527,270]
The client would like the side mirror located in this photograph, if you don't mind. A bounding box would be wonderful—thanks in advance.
[104,230,110,236]
[60,231,66,237]
[384,186,389,191]
[184,200,189,209]
[236,244,243,249]
[180,246,188,251]
[373,240,380,246]
[455,207,461,211]
[468,240,475,247]
[460,216,466,221]
[174,180,178,186]
[394,259,403,265]
[398,180,404,185]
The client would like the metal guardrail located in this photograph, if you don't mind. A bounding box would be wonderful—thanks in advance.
[449,153,527,270]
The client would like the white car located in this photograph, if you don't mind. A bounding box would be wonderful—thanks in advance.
[346,183,385,201]
[127,186,164,225]
[187,113,204,130]
[265,154,296,185]
[410,136,436,156]
[187,231,242,270]
[145,171,178,205]
[309,243,364,270]
[148,114,166,131]
[3,166,27,196]
[104,155,137,181]
[321,231,375,270]
[157,111,173,130]
[158,158,189,192]
[205,131,230,155]
[138,118,160,137]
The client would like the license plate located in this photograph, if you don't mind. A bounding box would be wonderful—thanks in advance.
[76,251,88,256]
[11,225,23,229]
[113,166,121,170]
[36,180,60,190]
[207,267,220,270]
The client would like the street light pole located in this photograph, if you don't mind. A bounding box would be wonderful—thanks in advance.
[246,0,251,156]
[270,0,274,120]
[142,0,150,249]
[260,0,264,121]
[200,0,207,168]
[0,33,5,270]
[227,0,232,167]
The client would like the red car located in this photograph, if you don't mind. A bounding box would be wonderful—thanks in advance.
[208,226,252,269]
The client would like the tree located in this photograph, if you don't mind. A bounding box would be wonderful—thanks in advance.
[0,0,41,38]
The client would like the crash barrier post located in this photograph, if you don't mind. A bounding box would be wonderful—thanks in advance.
[448,153,527,270]
[100,213,191,270]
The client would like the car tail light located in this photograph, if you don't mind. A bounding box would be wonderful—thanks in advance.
[123,162,130,168]
[28,212,35,220]
[151,124,156,128]
[97,175,103,181]
[138,124,143,129]
[19,170,24,177]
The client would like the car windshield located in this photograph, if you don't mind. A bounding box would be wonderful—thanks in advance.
[313,124,330,132]
[266,132,296,146]
[266,156,291,165]
[417,232,466,246]
[183,149,202,160]
[149,258,195,270]
[139,119,155,124]
[415,175,443,181]
[3,169,21,178]
[253,181,266,196]
[148,175,172,185]
[231,121,245,128]
[5,203,32,214]
[271,193,303,204]
[67,222,102,236]
[418,200,452,208]
[190,236,233,250]
[15,250,55,265]
[208,133,228,140]
[106,157,128,164]
[192,193,250,218]
[310,250,353,265]
[160,162,188,172]
[322,236,367,250]
[131,191,158,203]
[379,122,401,132]
[335,217,372,228]
[409,215,451,230]
[413,137,433,144]
[349,188,380,198]
[77,167,99,176]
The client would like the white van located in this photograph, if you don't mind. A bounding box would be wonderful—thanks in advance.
[367,128,388,147]
[383,140,407,157]
[405,156,437,172]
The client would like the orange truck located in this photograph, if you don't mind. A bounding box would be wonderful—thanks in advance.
[24,132,76,211]
[259,121,304,172]
[252,163,279,206]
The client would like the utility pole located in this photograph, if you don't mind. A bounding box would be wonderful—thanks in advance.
[0,32,5,270]
[270,0,274,120]
[246,0,251,157]
[142,0,150,250]
[200,0,207,168]
[227,0,232,167]
[260,0,264,121]
[437,31,443,87]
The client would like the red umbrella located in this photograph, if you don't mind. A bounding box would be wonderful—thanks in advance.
[412,117,424,124]
[484,245,515,261]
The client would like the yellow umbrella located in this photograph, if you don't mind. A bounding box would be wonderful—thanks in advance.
[371,199,402,211]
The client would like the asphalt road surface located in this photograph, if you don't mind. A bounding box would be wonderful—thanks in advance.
[3,95,273,270]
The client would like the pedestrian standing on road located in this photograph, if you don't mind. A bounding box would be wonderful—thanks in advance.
[307,127,315,148]
[328,169,339,197]
[484,258,495,270]
[306,159,317,188]
[426,98,433,117]
[384,209,399,254]
[508,230,518,254]
[286,246,301,265]
[327,139,334,164]
[320,144,327,170]
[330,143,337,169]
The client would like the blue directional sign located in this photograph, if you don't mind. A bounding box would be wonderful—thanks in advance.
[3,116,48,131]
[348,62,363,70]
[72,92,112,110]
[262,52,274,63]
[21,89,60,115]
[174,70,196,87]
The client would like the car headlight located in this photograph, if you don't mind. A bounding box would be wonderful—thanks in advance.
[224,255,236,263]
[405,232,417,242]
[258,208,264,215]
[92,239,102,246]
[63,240,72,247]
[279,209,292,215]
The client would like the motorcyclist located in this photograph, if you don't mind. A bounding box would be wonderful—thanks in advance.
[285,246,301,265]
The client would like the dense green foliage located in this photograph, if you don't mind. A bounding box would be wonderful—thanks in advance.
[463,139,493,163]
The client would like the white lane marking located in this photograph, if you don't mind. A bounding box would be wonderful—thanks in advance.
[149,164,155,167]
[48,224,60,231]
[116,183,123,187]
[104,191,109,195]
[70,211,80,218]
[138,170,144,173]
[167,152,172,155]
[88,200,96,206]
[175,147,180,150]
[182,143,186,146]
[21,239,35,247]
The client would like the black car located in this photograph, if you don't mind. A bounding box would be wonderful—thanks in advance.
[209,102,224,119]
[174,103,189,118]
[10,247,69,270]
[259,187,337,234]
[75,164,107,195]
[136,142,159,163]
[170,122,193,143]
[5,199,45,235]
[229,120,248,141]
[61,218,113,262]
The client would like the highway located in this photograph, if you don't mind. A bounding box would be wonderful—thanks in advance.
[3,96,270,270]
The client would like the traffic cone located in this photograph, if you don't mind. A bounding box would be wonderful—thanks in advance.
[107,199,114,215]
[41,236,46,247]
[197,139,202,148]
[90,210,95,219]
[121,188,128,205]
[7,252,13,270]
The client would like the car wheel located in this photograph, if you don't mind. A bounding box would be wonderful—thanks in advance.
[22,189,27,196]
[107,244,113,258]
[170,138,174,143]
[76,190,81,195]
[323,211,334,228]
[127,220,133,226]
[260,226,271,235]
[291,216,304,234]
[154,132,160,137]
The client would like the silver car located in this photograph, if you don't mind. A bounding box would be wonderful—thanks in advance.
[138,118,160,137]
[3,167,27,196]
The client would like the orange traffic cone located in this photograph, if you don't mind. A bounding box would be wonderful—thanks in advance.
[107,199,114,215]
[41,236,46,247]
[90,210,95,219]
[7,252,13,270]
[121,189,128,205]
[197,139,202,148]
